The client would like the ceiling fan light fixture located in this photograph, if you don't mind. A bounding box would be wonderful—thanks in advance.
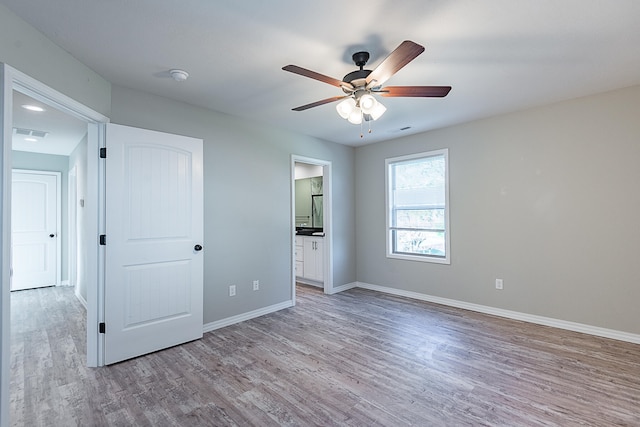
[359,93,377,114]
[347,108,363,125]
[336,97,356,119]
[368,101,387,121]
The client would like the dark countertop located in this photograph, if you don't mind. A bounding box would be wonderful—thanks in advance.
[296,227,323,236]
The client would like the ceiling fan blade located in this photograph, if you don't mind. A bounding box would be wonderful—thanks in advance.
[292,96,349,111]
[283,65,353,90]
[365,40,425,88]
[377,86,452,98]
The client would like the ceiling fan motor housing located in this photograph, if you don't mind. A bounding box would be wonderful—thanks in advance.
[342,51,372,93]
[342,69,371,93]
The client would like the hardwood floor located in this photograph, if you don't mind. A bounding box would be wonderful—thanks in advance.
[10,284,640,426]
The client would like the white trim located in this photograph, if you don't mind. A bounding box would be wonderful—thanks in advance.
[55,171,62,286]
[203,300,294,333]
[1,62,13,427]
[329,281,358,295]
[68,165,77,290]
[92,122,106,367]
[356,282,640,345]
[60,280,71,287]
[295,277,323,288]
[291,155,334,303]
[11,68,106,124]
[75,287,88,310]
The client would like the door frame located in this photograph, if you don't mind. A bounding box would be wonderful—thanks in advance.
[1,63,109,426]
[69,165,78,290]
[11,169,62,289]
[290,155,333,304]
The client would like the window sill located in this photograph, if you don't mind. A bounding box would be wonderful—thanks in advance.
[387,252,450,265]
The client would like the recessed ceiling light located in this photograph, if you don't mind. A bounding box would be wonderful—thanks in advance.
[22,104,45,112]
[24,137,38,142]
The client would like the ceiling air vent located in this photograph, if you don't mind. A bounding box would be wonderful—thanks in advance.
[13,127,49,138]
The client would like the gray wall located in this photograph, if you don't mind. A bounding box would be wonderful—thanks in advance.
[69,136,88,301]
[0,4,111,117]
[12,151,69,282]
[109,85,356,323]
[355,84,640,335]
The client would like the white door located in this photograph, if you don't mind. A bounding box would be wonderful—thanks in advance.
[11,170,59,291]
[104,123,204,365]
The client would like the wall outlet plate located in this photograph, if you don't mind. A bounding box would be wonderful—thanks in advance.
[229,285,236,296]
[495,279,503,290]
[252,280,259,291]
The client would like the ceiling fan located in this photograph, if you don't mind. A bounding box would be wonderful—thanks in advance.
[282,40,451,128]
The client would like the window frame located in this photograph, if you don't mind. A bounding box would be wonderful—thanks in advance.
[385,149,450,264]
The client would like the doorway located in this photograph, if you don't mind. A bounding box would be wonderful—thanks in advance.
[291,155,333,304]
[1,63,110,425]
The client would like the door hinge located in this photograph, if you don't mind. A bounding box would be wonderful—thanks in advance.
[99,235,106,245]
[99,322,106,334]
[99,147,107,158]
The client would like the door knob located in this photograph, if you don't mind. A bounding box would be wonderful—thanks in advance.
[49,234,55,238]
[194,244,203,251]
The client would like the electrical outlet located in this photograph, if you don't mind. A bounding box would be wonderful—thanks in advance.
[495,279,503,290]
[252,280,260,291]
[229,285,236,296]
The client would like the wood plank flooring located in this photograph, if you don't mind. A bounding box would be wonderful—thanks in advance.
[10,284,640,426]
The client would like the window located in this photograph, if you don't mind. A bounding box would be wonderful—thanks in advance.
[386,149,450,264]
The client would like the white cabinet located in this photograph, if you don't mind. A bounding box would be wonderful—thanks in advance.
[302,236,323,282]
[295,236,304,278]
[295,235,324,284]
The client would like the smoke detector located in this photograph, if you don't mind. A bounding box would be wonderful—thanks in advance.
[169,69,189,82]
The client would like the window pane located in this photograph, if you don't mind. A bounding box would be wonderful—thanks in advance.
[393,229,446,257]
[392,156,445,190]
[394,208,445,229]
[394,187,445,208]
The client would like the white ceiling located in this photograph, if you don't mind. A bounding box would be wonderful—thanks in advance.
[3,0,640,148]
[12,91,87,156]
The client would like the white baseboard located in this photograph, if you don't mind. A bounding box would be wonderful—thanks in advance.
[296,277,323,287]
[330,281,358,294]
[203,300,294,334]
[75,288,87,310]
[356,282,640,345]
[60,280,71,287]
